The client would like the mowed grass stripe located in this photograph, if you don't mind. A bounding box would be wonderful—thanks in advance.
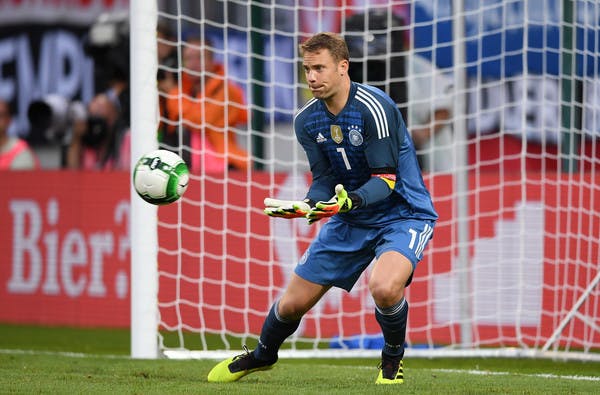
[2,324,600,394]
[3,353,600,394]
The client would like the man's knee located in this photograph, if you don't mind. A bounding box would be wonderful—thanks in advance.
[369,251,413,307]
[369,279,405,308]
[276,297,308,321]
[277,274,330,320]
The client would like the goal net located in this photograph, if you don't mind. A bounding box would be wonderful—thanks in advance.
[130,0,600,360]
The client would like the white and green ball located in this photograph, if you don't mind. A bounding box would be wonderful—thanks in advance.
[133,149,189,205]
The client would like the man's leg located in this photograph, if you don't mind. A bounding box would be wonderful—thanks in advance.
[254,274,330,361]
[369,251,413,385]
[208,274,329,382]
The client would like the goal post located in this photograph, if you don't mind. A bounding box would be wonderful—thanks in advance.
[130,0,159,359]
[451,0,471,349]
[130,1,600,360]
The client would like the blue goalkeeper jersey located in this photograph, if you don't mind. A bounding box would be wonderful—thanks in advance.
[294,82,438,226]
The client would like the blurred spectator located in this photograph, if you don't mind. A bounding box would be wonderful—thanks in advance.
[0,99,39,170]
[157,21,177,96]
[66,93,130,170]
[345,10,454,173]
[345,11,407,118]
[164,37,250,172]
[157,21,178,141]
[84,11,131,129]
[407,53,454,173]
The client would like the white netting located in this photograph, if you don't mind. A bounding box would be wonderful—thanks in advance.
[133,0,600,360]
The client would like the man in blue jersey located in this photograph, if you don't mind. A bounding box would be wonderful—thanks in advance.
[208,32,438,385]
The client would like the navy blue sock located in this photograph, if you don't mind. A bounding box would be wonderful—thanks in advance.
[375,297,408,359]
[253,301,301,362]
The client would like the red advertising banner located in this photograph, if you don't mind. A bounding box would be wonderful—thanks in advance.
[0,171,131,327]
[1,170,599,349]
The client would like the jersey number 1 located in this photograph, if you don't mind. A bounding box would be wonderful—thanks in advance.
[336,147,351,170]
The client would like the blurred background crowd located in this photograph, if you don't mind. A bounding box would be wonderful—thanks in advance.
[0,1,450,173]
[1,1,597,173]
[0,8,131,171]
[0,3,262,172]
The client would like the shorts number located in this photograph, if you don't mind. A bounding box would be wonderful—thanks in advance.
[408,228,417,249]
[408,224,433,258]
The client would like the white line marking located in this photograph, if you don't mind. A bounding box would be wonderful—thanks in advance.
[311,364,600,382]
[0,348,127,359]
[429,368,600,382]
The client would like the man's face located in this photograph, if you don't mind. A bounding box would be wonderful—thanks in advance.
[302,49,346,100]
[183,41,213,75]
[157,31,173,61]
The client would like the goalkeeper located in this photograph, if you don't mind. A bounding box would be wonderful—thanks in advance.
[208,32,438,385]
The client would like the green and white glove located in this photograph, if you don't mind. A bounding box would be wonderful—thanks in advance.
[306,184,353,224]
[264,198,311,219]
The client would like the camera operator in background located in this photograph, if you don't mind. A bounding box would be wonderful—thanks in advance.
[84,11,130,130]
[164,36,250,172]
[66,93,130,170]
[27,94,87,168]
[0,99,39,170]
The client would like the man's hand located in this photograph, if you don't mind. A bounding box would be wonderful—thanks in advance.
[264,198,311,219]
[306,184,353,224]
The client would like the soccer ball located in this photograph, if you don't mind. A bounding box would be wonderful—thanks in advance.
[133,149,189,205]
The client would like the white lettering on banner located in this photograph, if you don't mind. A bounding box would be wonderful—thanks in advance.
[6,198,129,298]
[502,75,561,143]
[42,31,87,97]
[467,75,562,143]
[468,75,600,139]
[0,39,16,99]
[114,201,130,299]
[584,79,600,136]
[87,233,112,297]
[7,200,43,293]
[0,31,94,134]
[433,202,544,326]
[61,230,87,297]
[417,1,596,36]
[42,199,60,295]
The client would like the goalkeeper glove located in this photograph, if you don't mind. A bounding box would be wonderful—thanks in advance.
[264,198,311,219]
[306,184,354,224]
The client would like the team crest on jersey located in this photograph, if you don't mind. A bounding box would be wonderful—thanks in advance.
[348,125,363,146]
[330,125,343,144]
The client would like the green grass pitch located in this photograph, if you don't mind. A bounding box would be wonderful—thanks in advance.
[1,323,599,394]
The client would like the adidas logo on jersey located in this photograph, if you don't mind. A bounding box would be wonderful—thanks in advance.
[316,133,327,143]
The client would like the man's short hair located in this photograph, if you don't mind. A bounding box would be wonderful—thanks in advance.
[300,32,350,63]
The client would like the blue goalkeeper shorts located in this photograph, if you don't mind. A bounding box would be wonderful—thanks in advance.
[295,216,435,292]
